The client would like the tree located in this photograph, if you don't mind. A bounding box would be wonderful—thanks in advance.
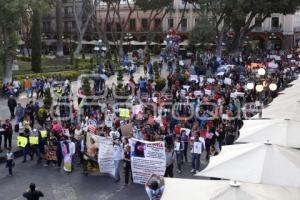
[0,0,26,82]
[135,0,172,50]
[56,0,64,56]
[189,16,216,48]
[31,9,42,73]
[82,78,92,97]
[73,0,101,56]
[43,88,53,110]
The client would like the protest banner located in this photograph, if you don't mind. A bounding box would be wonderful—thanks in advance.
[207,78,215,83]
[98,137,115,176]
[204,89,212,96]
[129,139,166,184]
[194,90,203,96]
[17,136,28,148]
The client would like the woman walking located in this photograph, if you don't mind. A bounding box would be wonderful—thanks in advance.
[6,148,14,176]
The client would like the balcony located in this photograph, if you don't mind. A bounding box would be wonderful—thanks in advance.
[294,27,300,32]
[252,27,283,33]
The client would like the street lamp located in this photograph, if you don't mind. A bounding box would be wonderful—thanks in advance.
[246,82,254,90]
[94,39,102,66]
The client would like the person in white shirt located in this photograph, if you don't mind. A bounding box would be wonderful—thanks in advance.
[113,139,123,182]
[190,135,204,173]
[109,128,120,140]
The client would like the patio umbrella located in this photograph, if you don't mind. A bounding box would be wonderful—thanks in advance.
[261,100,300,120]
[162,178,300,200]
[196,143,300,187]
[236,119,300,148]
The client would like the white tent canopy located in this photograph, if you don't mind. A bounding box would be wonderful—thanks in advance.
[253,100,300,120]
[236,119,300,148]
[162,178,300,200]
[196,143,300,187]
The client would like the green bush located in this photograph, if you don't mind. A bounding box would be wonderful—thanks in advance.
[13,70,81,88]
[17,56,32,62]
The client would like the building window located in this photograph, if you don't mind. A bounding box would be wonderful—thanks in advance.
[181,18,187,31]
[129,19,136,31]
[43,21,51,33]
[116,23,122,32]
[271,17,279,28]
[64,7,73,16]
[142,18,148,30]
[255,17,262,28]
[64,21,73,32]
[154,18,161,30]
[168,18,174,28]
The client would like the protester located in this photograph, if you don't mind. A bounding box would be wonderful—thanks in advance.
[23,183,44,200]
[6,148,14,176]
[113,139,123,182]
[190,135,204,173]
[7,95,17,120]
[123,145,132,185]
[145,174,165,200]
[2,119,13,149]
[164,146,176,177]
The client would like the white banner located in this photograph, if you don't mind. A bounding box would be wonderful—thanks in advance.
[129,139,166,184]
[98,137,115,176]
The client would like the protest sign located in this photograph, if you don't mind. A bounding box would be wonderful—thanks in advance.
[98,137,115,176]
[207,78,215,83]
[194,90,203,96]
[129,139,166,184]
[224,78,232,85]
[174,142,181,151]
[205,89,212,96]
[189,75,198,83]
[120,123,133,137]
[105,114,114,128]
[119,108,130,119]
[180,128,191,136]
[193,141,203,154]
[133,105,143,115]
[183,85,190,91]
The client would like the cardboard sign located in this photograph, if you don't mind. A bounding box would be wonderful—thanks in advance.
[120,123,133,137]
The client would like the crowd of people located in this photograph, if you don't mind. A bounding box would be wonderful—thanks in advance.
[1,47,299,200]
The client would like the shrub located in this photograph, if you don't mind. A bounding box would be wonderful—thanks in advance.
[43,88,52,110]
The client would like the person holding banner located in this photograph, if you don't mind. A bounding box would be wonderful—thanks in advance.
[174,137,184,174]
[123,145,132,185]
[113,139,123,183]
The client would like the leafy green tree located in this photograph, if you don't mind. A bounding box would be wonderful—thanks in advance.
[31,9,42,73]
[82,78,92,97]
[43,88,53,110]
[0,0,26,82]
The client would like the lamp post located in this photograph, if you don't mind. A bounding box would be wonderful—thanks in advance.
[246,67,277,118]
[94,39,102,67]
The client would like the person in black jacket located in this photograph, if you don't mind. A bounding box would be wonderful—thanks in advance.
[7,95,17,120]
[23,183,44,200]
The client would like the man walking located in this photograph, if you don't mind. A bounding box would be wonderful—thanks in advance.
[15,103,25,124]
[2,119,12,149]
[7,95,17,120]
[23,183,44,200]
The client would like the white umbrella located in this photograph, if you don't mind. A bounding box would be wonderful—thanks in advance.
[196,143,300,187]
[257,100,300,120]
[162,178,300,200]
[237,119,300,148]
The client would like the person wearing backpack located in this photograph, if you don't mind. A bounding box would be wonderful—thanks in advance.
[145,174,165,200]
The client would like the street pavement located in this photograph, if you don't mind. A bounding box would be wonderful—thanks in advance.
[0,153,208,200]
